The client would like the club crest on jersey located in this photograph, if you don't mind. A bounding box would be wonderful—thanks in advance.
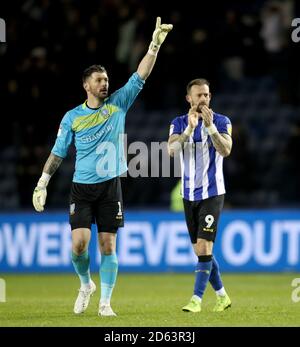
[101,108,110,119]
[70,203,75,215]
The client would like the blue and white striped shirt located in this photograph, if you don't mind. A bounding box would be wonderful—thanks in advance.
[169,112,232,201]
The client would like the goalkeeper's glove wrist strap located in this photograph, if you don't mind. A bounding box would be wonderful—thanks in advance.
[37,172,51,188]
[148,41,160,56]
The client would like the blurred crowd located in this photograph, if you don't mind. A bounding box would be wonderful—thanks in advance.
[0,0,300,210]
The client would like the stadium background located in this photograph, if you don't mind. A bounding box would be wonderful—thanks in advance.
[0,0,300,327]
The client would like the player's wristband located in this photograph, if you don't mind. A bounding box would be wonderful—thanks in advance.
[148,41,160,56]
[37,172,51,188]
[206,124,218,135]
[183,125,193,136]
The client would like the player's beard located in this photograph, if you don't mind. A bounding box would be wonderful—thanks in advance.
[92,88,108,100]
[192,101,209,113]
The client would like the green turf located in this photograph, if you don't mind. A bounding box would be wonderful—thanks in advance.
[0,273,299,327]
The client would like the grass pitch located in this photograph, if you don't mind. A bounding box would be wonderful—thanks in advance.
[0,273,299,327]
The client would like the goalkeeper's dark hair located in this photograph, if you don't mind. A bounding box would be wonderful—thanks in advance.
[82,64,107,83]
[186,78,210,94]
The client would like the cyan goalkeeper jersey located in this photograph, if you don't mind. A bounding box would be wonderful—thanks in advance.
[51,72,145,184]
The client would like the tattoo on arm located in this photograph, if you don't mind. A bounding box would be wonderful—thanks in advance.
[168,133,190,156]
[209,133,232,157]
[43,153,63,176]
[168,131,232,157]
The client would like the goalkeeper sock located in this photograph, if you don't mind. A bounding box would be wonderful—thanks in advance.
[71,250,91,286]
[209,256,226,294]
[100,253,118,306]
[193,255,212,299]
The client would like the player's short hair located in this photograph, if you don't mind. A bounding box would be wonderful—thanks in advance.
[82,64,107,83]
[186,78,210,94]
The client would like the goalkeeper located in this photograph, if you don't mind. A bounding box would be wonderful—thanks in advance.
[32,17,172,317]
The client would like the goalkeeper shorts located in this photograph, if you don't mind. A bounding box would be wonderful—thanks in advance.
[69,177,124,232]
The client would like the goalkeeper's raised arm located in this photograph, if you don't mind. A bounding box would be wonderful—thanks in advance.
[137,17,173,80]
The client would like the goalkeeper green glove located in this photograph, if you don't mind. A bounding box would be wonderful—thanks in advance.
[32,173,50,212]
[148,17,173,56]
